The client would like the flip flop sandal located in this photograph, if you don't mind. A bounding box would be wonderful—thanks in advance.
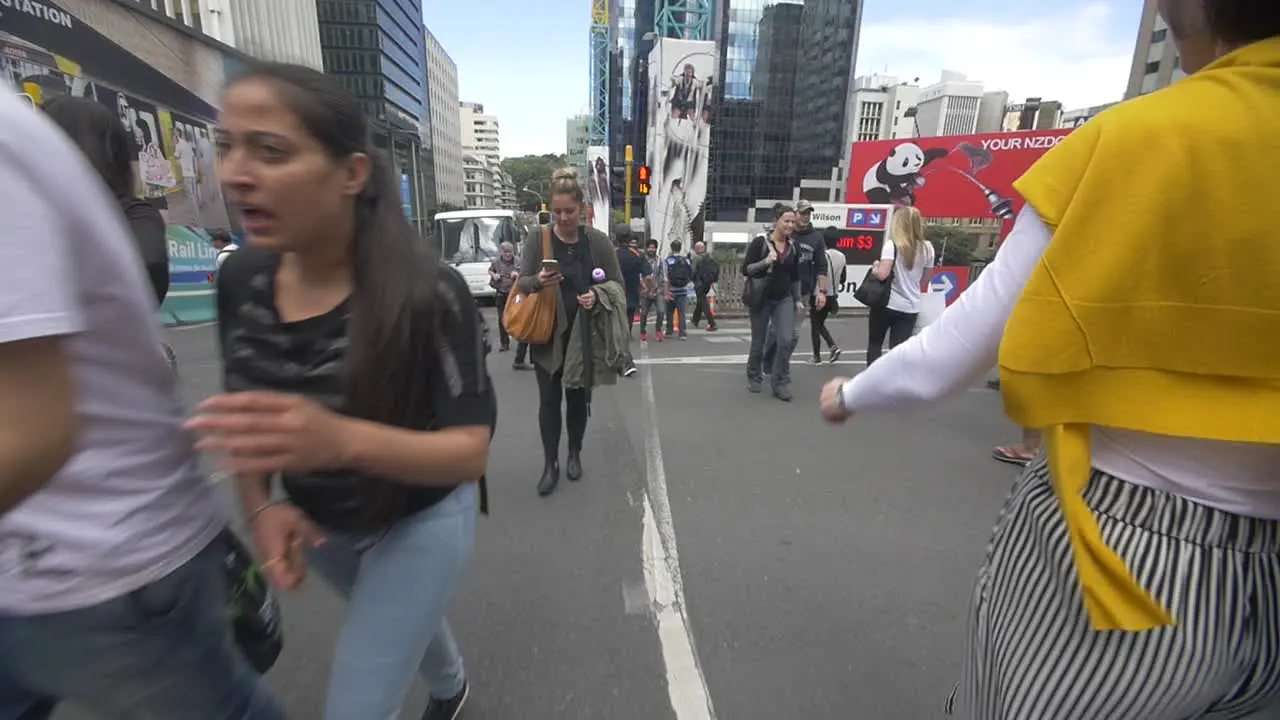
[992,446,1034,466]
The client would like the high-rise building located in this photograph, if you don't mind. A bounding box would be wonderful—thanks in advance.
[566,115,592,172]
[913,71,985,137]
[315,0,432,224]
[748,3,803,202]
[459,101,502,167]
[1002,98,1064,131]
[425,28,464,207]
[125,0,323,68]
[848,75,921,142]
[1125,0,1184,98]
[1061,102,1118,128]
[462,153,496,209]
[790,0,863,180]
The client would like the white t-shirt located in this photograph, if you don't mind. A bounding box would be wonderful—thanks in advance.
[0,92,224,614]
[216,243,240,268]
[881,237,935,314]
[825,248,846,295]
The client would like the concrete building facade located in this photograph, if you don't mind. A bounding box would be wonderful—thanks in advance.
[566,114,591,173]
[1126,0,1185,98]
[913,71,985,137]
[123,0,321,69]
[460,100,501,167]
[425,27,464,207]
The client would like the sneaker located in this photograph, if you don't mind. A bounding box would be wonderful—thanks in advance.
[499,345,510,352]
[811,354,822,365]
[748,379,762,394]
[773,385,794,402]
[622,362,638,377]
[422,680,469,720]
[640,331,648,342]
[707,325,717,332]
[679,334,688,341]
[829,347,843,364]
[656,332,665,342]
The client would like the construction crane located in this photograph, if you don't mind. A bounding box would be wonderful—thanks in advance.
[588,0,610,145]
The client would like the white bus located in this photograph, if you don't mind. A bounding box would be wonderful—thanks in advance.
[432,208,526,299]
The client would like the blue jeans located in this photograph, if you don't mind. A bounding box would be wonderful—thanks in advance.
[305,483,477,720]
[747,298,797,388]
[666,293,689,336]
[0,537,283,720]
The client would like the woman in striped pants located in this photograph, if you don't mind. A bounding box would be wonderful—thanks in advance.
[820,2,1280,717]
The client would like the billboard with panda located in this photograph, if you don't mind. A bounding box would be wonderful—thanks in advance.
[845,129,1073,221]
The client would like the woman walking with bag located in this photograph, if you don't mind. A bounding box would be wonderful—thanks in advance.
[188,64,495,720]
[742,204,804,401]
[864,205,933,365]
[515,169,623,497]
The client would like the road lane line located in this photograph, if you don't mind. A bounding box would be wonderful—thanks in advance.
[638,341,717,720]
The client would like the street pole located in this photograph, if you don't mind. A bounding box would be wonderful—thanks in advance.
[624,144,633,222]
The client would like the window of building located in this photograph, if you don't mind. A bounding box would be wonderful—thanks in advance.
[1151,28,1167,43]
[1145,60,1161,75]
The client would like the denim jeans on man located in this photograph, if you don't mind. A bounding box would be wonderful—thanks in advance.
[666,292,689,337]
[0,537,284,720]
[747,298,797,389]
[304,483,477,720]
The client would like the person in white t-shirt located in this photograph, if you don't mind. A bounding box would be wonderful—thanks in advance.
[866,205,934,364]
[212,229,240,268]
[0,92,282,718]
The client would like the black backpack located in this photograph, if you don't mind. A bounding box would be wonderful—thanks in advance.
[667,255,693,288]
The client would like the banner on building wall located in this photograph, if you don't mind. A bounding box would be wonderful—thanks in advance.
[1,1,235,325]
[584,145,610,235]
[845,129,1073,221]
[645,38,716,253]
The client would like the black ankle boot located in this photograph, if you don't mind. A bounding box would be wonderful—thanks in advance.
[566,450,583,481]
[537,462,560,496]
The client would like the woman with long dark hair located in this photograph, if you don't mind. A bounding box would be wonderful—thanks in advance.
[186,64,495,720]
[822,3,1280,716]
[41,96,170,305]
[516,169,624,497]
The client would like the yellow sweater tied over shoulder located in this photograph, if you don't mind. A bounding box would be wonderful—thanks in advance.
[1000,37,1280,632]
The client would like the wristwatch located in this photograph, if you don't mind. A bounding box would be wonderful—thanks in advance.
[837,382,850,415]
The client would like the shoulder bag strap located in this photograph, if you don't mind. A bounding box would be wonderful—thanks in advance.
[541,224,552,261]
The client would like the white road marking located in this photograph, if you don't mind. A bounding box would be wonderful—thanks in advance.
[168,321,216,331]
[637,341,717,720]
[703,336,746,343]
[638,353,866,366]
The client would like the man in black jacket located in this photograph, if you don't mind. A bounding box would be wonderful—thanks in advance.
[690,241,718,331]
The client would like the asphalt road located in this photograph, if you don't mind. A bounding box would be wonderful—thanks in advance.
[54,311,1024,720]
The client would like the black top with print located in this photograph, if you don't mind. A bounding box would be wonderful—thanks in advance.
[216,246,496,531]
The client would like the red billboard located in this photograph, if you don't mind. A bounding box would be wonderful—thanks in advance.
[845,129,1073,221]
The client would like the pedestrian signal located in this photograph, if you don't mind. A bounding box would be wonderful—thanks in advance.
[537,210,551,225]
[638,165,651,195]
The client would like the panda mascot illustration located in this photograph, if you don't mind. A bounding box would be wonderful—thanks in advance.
[862,142,949,206]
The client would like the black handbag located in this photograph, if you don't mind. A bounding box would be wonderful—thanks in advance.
[854,243,895,309]
[220,528,284,674]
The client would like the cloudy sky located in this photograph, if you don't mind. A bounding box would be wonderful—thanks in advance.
[424,0,1144,158]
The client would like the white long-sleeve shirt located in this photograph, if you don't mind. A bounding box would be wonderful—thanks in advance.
[842,206,1280,520]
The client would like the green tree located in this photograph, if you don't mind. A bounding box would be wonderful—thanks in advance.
[610,209,628,230]
[425,201,464,227]
[925,224,979,266]
[501,154,568,210]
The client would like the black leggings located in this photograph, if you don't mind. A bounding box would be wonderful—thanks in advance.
[809,298,835,356]
[535,364,589,464]
[866,305,917,364]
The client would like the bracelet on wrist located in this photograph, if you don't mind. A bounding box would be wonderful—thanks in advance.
[247,499,288,524]
[837,382,851,415]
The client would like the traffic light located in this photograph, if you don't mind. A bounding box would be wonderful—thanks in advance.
[537,208,550,225]
[610,166,627,209]
[637,165,651,196]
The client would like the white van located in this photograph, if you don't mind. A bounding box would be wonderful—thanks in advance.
[432,209,526,299]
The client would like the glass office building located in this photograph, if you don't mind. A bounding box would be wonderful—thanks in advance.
[615,0,860,221]
[316,0,434,221]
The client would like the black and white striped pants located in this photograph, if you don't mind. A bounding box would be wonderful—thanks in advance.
[947,459,1280,719]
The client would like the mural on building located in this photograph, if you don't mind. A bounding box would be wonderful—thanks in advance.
[1,1,235,325]
[585,146,610,235]
[645,39,716,252]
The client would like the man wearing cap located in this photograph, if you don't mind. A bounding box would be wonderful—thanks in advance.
[763,199,828,370]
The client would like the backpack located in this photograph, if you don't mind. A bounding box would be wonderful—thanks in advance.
[667,254,692,288]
